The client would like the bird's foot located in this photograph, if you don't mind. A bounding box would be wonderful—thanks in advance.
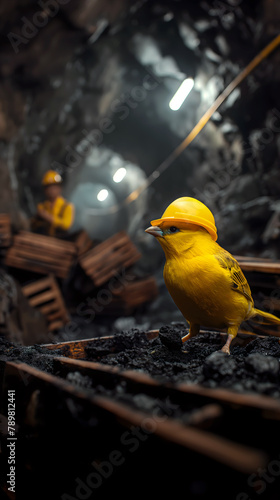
[182,324,200,343]
[181,332,191,343]
[220,345,231,355]
[221,333,234,355]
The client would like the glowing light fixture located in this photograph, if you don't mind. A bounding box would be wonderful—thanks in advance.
[97,189,109,202]
[113,167,127,183]
[169,78,194,111]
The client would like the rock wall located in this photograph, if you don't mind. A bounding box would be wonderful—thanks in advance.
[0,0,279,259]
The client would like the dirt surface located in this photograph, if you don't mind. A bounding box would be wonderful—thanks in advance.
[0,336,64,373]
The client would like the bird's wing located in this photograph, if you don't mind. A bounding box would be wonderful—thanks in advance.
[214,250,253,302]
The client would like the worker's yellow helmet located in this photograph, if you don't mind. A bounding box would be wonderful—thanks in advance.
[150,197,218,241]
[42,170,62,186]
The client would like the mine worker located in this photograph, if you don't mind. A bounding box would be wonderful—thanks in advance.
[31,170,74,238]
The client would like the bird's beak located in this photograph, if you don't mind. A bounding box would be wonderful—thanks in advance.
[145,226,163,237]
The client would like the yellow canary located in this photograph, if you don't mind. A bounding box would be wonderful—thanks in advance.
[145,197,280,354]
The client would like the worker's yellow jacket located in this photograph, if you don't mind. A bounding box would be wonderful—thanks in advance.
[35,196,74,237]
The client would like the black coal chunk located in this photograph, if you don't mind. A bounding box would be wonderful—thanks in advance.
[244,353,280,379]
[203,351,237,381]
[158,325,183,351]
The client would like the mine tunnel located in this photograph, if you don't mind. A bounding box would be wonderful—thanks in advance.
[1,1,280,499]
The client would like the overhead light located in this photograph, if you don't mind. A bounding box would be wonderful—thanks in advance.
[169,78,194,111]
[97,189,109,202]
[113,167,127,183]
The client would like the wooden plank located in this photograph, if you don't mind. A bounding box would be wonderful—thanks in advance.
[14,237,75,259]
[79,232,127,261]
[234,255,275,263]
[80,234,133,264]
[45,337,115,358]
[28,290,58,307]
[89,258,136,287]
[81,241,135,271]
[14,246,73,266]
[238,261,280,274]
[0,214,12,248]
[48,320,65,331]
[40,302,60,315]
[15,231,76,254]
[80,233,131,267]
[42,331,159,358]
[6,256,68,278]
[17,230,76,249]
[14,234,75,254]
[5,252,69,278]
[5,246,70,274]
[21,276,55,296]
[92,255,141,287]
[240,262,280,274]
[14,233,74,258]
[21,275,70,329]
[87,248,141,278]
[89,245,141,279]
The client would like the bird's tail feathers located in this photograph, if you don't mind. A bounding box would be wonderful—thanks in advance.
[250,308,280,326]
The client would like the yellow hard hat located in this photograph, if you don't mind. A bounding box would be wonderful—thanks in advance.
[42,170,62,186]
[150,197,218,241]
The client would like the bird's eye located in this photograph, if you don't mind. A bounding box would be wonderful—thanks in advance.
[169,226,179,233]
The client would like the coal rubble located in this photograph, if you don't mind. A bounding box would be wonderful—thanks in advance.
[2,326,280,399]
[75,326,280,399]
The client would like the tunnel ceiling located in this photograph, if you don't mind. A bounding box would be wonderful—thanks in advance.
[0,0,280,254]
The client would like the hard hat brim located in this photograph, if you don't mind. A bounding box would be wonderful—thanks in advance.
[150,216,217,241]
[42,170,62,186]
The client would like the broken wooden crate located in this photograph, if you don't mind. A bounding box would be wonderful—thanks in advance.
[0,214,12,249]
[5,231,77,279]
[78,231,142,287]
[100,276,158,315]
[74,229,93,257]
[21,274,70,332]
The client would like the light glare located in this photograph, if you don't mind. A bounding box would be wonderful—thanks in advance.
[113,167,127,183]
[97,189,109,202]
[169,78,194,111]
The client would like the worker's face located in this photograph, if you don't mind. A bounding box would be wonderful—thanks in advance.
[44,184,62,201]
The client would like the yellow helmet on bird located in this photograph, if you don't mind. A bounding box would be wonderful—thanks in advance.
[150,197,218,241]
[42,170,62,186]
